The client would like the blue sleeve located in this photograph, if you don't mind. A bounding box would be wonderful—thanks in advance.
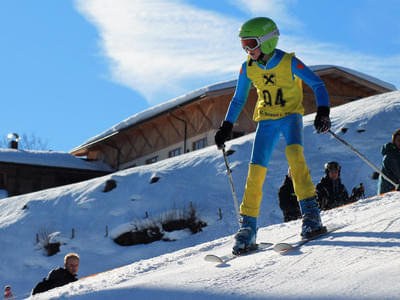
[291,57,330,107]
[225,62,252,123]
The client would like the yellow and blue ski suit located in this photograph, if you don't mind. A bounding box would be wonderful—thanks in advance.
[225,49,329,217]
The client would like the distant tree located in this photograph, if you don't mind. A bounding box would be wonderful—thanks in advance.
[0,133,50,150]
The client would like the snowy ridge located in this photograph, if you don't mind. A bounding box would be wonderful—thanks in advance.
[0,91,399,299]
[0,148,112,171]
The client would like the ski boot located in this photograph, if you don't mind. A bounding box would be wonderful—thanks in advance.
[299,196,327,239]
[232,215,257,255]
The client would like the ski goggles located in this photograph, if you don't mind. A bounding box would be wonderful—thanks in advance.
[240,29,280,51]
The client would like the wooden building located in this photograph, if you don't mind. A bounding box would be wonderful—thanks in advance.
[70,65,396,170]
[0,149,112,197]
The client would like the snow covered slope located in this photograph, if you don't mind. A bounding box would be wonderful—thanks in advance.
[35,192,400,300]
[0,91,399,299]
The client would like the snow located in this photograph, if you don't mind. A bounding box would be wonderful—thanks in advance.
[0,149,112,172]
[1,90,400,299]
[72,65,396,153]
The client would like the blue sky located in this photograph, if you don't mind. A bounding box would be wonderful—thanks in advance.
[1,0,399,152]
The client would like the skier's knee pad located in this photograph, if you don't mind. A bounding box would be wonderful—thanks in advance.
[285,144,315,200]
[240,164,267,217]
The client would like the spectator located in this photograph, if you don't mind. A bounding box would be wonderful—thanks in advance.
[31,253,79,295]
[378,128,400,194]
[278,168,301,222]
[316,161,365,210]
[3,285,14,300]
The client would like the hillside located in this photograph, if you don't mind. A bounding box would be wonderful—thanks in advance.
[0,90,399,299]
[38,192,400,300]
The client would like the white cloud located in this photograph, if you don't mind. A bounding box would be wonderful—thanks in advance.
[279,35,399,89]
[75,0,398,107]
[75,0,245,104]
[230,0,302,30]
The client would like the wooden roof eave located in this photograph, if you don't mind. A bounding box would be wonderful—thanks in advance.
[70,94,211,156]
[70,131,120,156]
[71,86,242,156]
[315,67,391,93]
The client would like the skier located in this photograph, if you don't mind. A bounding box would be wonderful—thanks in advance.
[278,168,301,222]
[378,128,400,194]
[214,17,331,254]
[316,161,364,210]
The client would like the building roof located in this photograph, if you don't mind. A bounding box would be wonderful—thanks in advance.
[310,65,397,91]
[0,148,112,172]
[71,65,396,155]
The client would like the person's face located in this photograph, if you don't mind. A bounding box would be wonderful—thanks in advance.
[247,47,262,60]
[394,135,400,150]
[65,257,79,275]
[328,169,339,180]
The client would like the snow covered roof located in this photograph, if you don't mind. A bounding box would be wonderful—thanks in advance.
[71,80,238,153]
[310,65,397,91]
[0,148,112,171]
[71,65,396,154]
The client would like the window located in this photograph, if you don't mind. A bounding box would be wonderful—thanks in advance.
[169,148,182,158]
[0,173,6,189]
[192,138,207,151]
[145,156,158,165]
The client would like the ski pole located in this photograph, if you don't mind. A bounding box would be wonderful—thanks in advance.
[328,129,399,191]
[221,145,241,227]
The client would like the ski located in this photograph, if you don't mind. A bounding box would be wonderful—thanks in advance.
[273,225,343,254]
[204,242,273,265]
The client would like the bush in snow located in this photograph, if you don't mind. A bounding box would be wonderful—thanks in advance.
[113,204,207,246]
[161,204,206,234]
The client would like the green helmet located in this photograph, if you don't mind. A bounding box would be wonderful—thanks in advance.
[239,17,279,54]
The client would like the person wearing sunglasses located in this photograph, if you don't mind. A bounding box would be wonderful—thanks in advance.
[215,17,331,255]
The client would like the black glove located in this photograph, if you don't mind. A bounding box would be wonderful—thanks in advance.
[314,106,331,133]
[214,121,233,149]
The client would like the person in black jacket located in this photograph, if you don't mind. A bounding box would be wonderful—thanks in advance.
[278,168,301,222]
[32,253,79,295]
[378,128,400,194]
[316,161,364,210]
